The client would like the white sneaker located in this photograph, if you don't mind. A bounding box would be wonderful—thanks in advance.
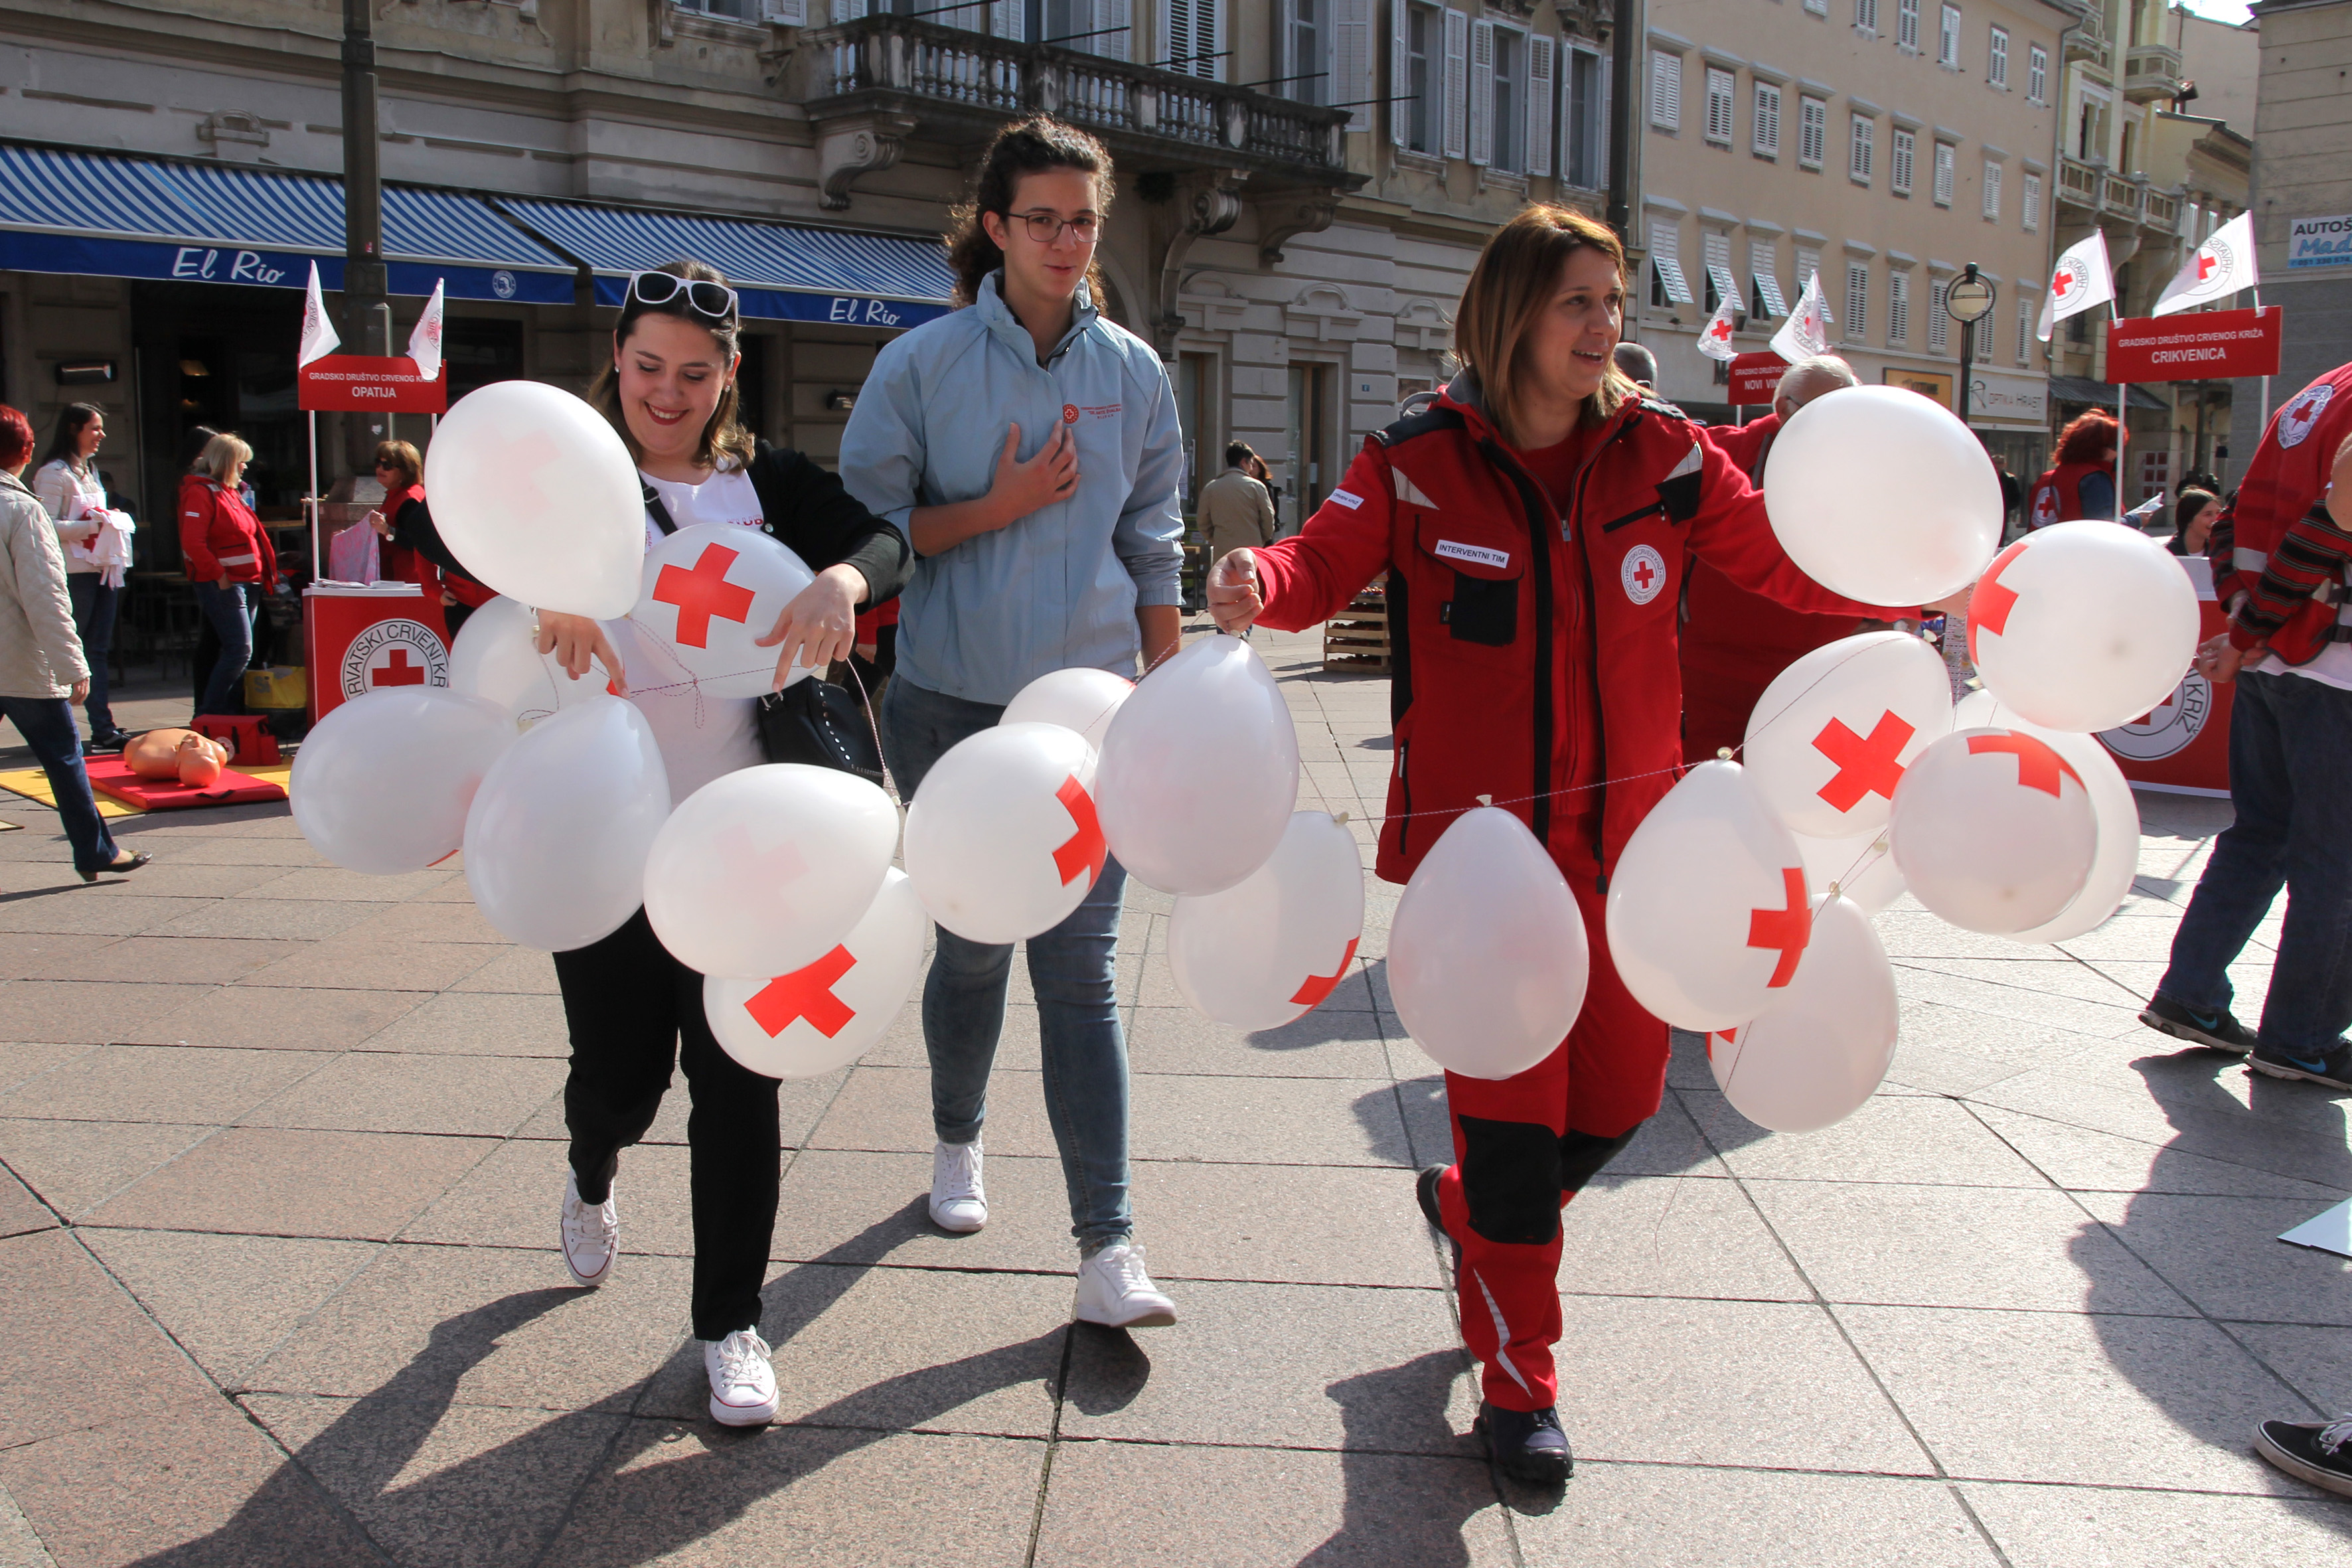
[560,1170,617,1288]
[929,1138,986,1233]
[703,1328,781,1427]
[1075,1240,1177,1329]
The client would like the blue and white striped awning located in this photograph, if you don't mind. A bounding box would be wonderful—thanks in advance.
[495,197,955,329]
[0,144,576,303]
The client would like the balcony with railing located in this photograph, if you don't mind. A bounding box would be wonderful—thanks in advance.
[2123,42,2185,103]
[2065,5,2109,71]
[2055,156,2181,234]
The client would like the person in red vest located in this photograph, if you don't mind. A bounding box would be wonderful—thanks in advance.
[2027,410,2125,527]
[1681,354,1875,759]
[178,431,277,718]
[1206,206,1909,1487]
[368,439,492,636]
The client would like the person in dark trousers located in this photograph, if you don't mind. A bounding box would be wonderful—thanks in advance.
[394,260,910,1430]
[0,403,148,883]
[32,403,129,751]
[179,432,276,718]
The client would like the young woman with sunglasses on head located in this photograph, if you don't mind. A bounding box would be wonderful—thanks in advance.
[840,116,1186,1329]
[394,259,912,1429]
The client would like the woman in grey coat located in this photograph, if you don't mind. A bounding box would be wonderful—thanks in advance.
[0,404,147,882]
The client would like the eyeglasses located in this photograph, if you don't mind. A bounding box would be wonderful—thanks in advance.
[626,271,738,323]
[1008,211,1100,246]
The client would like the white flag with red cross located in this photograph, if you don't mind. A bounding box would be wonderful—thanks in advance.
[2153,212,2258,318]
[299,262,340,368]
[1697,291,1743,363]
[406,279,446,384]
[1768,271,1831,363]
[2037,232,2115,343]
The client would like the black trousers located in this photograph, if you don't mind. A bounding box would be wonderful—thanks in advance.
[552,908,781,1340]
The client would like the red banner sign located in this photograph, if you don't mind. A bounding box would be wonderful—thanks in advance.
[1728,351,1788,405]
[2104,307,2282,384]
[297,354,447,413]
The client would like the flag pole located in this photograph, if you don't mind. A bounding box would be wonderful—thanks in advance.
[2252,284,2270,439]
[307,410,321,582]
[2113,302,2127,520]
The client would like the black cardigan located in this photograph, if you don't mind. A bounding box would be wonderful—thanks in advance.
[393,441,913,610]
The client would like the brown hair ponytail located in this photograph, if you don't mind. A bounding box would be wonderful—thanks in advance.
[943,116,1115,309]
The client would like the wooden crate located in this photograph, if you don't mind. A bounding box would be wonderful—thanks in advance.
[1322,574,1391,673]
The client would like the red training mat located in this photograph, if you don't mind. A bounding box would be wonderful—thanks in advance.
[85,758,287,811]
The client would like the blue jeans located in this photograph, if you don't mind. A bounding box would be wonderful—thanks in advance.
[66,575,118,738]
[2158,669,2352,1056]
[0,695,119,874]
[881,676,1133,1252]
[194,580,254,718]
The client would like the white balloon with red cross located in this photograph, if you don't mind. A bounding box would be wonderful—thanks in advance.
[903,721,1106,944]
[1605,760,1814,1033]
[1707,892,1900,1133]
[1888,726,2097,935]
[1955,691,2142,945]
[631,522,815,699]
[1168,811,1367,1032]
[1742,631,1954,839]
[704,869,925,1080]
[1964,521,2202,734]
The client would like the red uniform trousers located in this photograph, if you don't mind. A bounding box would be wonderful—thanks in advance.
[1426,825,1668,1413]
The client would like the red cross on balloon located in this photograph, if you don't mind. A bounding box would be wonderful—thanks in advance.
[1289,937,1361,1008]
[655,545,758,649]
[1812,710,1915,812]
[745,945,858,1039]
[1746,867,1811,988]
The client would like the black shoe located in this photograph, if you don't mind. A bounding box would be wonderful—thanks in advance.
[2247,1038,2352,1092]
[2255,1415,2352,1498]
[2140,994,2257,1054]
[77,850,150,884]
[1415,1164,1447,1230]
[1475,1401,1572,1486]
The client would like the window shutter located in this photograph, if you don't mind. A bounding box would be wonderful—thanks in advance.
[1391,0,1411,146]
[1649,49,1680,130]
[1982,161,2001,218]
[831,0,868,20]
[1443,8,1468,159]
[1334,0,1373,131]
[1749,241,1787,317]
[1889,270,1909,343]
[1929,281,1950,351]
[1096,0,1129,59]
[2023,173,2041,231]
[990,0,1022,39]
[763,0,808,24]
[1705,68,1731,142]
[1526,35,1555,177]
[1845,264,1868,341]
[1753,82,1779,154]
[1469,20,1495,165]
[1933,141,1954,204]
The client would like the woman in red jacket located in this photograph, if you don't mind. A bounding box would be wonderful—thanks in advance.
[1208,206,1901,1486]
[178,431,277,717]
[2027,410,2124,528]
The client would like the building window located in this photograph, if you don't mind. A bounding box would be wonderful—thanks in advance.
[1565,45,1608,186]
[1490,26,1524,171]
[1891,127,1915,194]
[1705,67,1735,145]
[1849,114,1874,183]
[2015,297,2032,364]
[1704,230,1736,312]
[1649,220,1694,306]
[1932,141,1955,205]
[679,0,751,17]
[1845,263,1869,343]
[1929,279,1950,351]
[1897,0,1920,50]
[1650,49,1682,130]
[1804,0,1827,15]
[2027,42,2047,103]
[1982,160,2001,219]
[1989,26,2009,88]
[1799,96,1826,167]
[1281,0,1323,104]
[1796,244,1822,305]
[2022,171,2041,231]
[1938,4,1960,66]
[1753,82,1782,155]
[1855,0,1879,31]
[1398,3,1439,153]
[1889,268,1910,344]
[1162,0,1220,75]
[1751,242,1788,316]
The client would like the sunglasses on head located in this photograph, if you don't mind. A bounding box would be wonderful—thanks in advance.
[626,271,738,325]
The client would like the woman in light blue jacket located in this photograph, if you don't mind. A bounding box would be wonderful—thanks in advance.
[842,116,1185,1330]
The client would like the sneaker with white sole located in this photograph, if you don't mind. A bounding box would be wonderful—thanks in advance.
[703,1328,781,1427]
[560,1171,617,1288]
[930,1138,986,1233]
[1075,1240,1177,1328]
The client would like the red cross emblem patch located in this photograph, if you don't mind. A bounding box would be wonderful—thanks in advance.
[1620,544,1667,606]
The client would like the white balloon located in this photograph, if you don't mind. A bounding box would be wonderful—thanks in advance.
[1002,667,1135,751]
[291,688,516,874]
[631,523,816,699]
[1743,631,1955,838]
[463,694,672,951]
[1951,692,2144,945]
[447,596,614,730]
[1168,811,1367,1032]
[704,870,925,1079]
[1795,826,1907,914]
[643,764,898,979]
[1763,384,2004,605]
[1389,807,1589,1081]
[904,722,1103,944]
[1966,521,2203,733]
[1605,761,1812,1032]
[1709,894,1899,1133]
[424,381,645,618]
[1889,726,2096,935]
[1095,635,1300,896]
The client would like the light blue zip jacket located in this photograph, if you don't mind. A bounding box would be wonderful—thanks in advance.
[840,272,1184,706]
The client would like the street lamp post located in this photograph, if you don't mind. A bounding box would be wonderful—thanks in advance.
[1945,263,1998,433]
[341,0,389,360]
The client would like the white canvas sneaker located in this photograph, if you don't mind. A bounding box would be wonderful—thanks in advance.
[559,1171,617,1288]
[929,1138,986,1233]
[704,1328,781,1427]
[1075,1241,1178,1329]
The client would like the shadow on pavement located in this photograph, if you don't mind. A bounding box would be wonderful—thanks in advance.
[1297,1350,1502,1566]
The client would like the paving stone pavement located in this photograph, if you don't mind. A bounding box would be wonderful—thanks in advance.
[0,621,2347,1566]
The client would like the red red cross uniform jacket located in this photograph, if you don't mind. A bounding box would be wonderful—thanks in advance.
[177,473,278,588]
[2215,362,2352,663]
[1249,376,1895,1413]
